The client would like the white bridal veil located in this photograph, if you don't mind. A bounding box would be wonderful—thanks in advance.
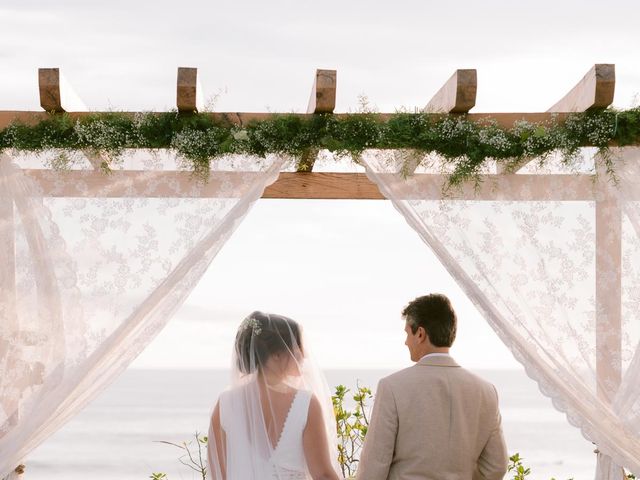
[207,311,340,480]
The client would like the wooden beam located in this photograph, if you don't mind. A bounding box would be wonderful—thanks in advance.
[17,170,602,201]
[177,67,202,113]
[549,64,615,113]
[595,162,622,403]
[298,69,337,172]
[38,68,64,113]
[0,110,613,131]
[424,69,477,113]
[307,69,337,114]
[0,158,18,428]
[497,64,616,174]
[394,69,478,176]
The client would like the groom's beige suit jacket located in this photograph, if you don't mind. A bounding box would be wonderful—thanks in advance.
[356,355,508,480]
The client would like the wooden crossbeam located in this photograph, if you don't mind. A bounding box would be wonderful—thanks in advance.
[18,170,603,201]
[424,69,477,114]
[38,68,64,113]
[177,67,202,113]
[0,111,606,132]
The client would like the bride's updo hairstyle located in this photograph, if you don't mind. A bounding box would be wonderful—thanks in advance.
[235,311,303,374]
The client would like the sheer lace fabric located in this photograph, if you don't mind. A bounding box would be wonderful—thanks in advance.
[0,153,285,478]
[362,148,640,479]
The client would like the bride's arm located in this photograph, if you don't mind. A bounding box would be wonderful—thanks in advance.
[303,395,342,480]
[208,401,227,480]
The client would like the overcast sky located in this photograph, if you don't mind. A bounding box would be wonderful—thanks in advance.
[2,0,639,369]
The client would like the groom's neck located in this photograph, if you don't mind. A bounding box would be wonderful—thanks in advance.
[418,346,450,358]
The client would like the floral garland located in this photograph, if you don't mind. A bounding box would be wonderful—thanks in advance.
[1,108,639,185]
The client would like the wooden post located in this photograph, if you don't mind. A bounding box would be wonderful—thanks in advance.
[0,160,18,428]
[177,67,202,113]
[298,69,337,172]
[595,163,622,403]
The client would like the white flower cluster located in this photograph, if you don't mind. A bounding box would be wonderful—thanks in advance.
[74,119,129,152]
[239,315,262,336]
[478,126,512,154]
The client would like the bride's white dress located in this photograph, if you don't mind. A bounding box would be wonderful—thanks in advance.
[219,386,313,479]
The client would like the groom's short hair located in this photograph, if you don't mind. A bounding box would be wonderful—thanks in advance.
[402,294,457,347]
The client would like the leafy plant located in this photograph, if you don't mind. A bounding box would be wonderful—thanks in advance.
[508,453,531,480]
[152,432,208,480]
[2,107,640,188]
[332,383,373,478]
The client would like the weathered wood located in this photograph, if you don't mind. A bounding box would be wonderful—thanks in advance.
[177,67,201,113]
[595,163,622,402]
[3,110,631,135]
[307,69,337,114]
[265,172,382,199]
[17,170,603,201]
[424,69,477,113]
[0,163,18,427]
[497,64,616,174]
[299,69,337,172]
[549,64,615,113]
[38,68,64,113]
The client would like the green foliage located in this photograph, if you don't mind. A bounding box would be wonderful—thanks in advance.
[508,453,532,480]
[2,108,640,186]
[151,432,208,480]
[332,383,373,479]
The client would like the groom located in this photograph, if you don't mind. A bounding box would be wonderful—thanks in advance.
[356,294,508,480]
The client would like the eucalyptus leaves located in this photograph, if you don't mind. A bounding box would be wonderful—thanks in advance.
[1,107,639,185]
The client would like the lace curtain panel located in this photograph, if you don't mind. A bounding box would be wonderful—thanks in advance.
[362,148,640,479]
[0,152,285,478]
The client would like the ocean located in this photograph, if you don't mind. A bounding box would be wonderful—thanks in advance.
[24,369,597,480]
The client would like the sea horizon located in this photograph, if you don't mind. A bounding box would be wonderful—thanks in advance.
[21,367,598,480]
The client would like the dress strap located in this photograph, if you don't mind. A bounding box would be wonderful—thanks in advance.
[275,390,312,450]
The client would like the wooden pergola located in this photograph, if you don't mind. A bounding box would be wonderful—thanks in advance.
[0,63,632,405]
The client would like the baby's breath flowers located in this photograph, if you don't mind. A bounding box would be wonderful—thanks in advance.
[1,108,639,187]
[239,315,262,336]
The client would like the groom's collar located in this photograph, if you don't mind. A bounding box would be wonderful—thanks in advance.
[417,354,460,368]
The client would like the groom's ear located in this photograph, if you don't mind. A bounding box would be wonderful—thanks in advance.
[417,326,428,343]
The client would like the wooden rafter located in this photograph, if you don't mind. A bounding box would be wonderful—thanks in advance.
[177,67,202,113]
[38,68,107,170]
[297,69,337,173]
[424,69,477,114]
[498,64,616,174]
[19,169,606,201]
[548,64,615,113]
[400,69,478,175]
[307,69,337,114]
[38,68,64,113]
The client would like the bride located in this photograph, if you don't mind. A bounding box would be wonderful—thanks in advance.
[207,311,342,480]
